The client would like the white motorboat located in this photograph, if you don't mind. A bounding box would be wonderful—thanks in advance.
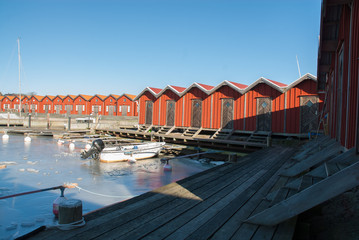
[99,142,166,163]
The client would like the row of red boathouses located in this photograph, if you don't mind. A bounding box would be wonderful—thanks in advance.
[0,94,138,116]
[135,73,324,135]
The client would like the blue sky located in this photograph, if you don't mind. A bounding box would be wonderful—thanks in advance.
[0,0,321,96]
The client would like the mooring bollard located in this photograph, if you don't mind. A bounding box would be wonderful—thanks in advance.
[58,199,83,225]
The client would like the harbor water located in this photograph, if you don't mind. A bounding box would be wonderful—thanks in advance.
[0,134,214,239]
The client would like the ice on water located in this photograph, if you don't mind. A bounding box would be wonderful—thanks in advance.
[0,134,212,238]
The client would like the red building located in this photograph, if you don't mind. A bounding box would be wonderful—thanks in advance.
[104,94,119,116]
[285,74,324,134]
[117,94,138,117]
[73,95,92,115]
[28,95,44,114]
[317,0,359,150]
[62,95,76,115]
[1,96,14,112]
[89,95,107,115]
[209,80,247,130]
[156,86,186,126]
[135,87,162,125]
[243,78,287,132]
[39,95,55,114]
[180,83,214,128]
[53,95,65,114]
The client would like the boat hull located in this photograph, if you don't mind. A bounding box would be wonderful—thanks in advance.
[99,142,165,163]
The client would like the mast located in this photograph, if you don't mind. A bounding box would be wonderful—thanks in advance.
[17,37,22,117]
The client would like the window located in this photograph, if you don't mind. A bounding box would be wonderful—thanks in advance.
[128,106,130,112]
[124,99,126,102]
[106,106,108,112]
[83,105,85,111]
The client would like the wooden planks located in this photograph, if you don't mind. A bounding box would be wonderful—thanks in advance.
[246,160,359,226]
[28,146,299,240]
[280,142,343,177]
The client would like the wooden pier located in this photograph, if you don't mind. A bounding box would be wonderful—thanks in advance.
[95,126,273,151]
[26,135,359,239]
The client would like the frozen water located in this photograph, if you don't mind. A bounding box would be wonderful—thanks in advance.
[0,134,212,238]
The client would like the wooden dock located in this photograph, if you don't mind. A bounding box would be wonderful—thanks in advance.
[27,146,298,239]
[95,126,273,151]
[24,135,359,239]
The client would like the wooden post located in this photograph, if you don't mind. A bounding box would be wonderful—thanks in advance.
[46,113,50,129]
[7,112,10,127]
[267,136,272,147]
[58,199,83,224]
[67,116,71,131]
[28,114,31,128]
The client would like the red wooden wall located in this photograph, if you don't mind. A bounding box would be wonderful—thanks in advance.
[211,85,245,130]
[245,83,285,132]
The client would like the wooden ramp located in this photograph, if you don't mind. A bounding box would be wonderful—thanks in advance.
[246,142,359,226]
[27,146,298,240]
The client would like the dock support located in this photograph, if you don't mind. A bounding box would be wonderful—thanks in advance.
[28,114,32,128]
[67,116,71,131]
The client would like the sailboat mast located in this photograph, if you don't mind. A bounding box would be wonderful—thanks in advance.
[17,37,22,117]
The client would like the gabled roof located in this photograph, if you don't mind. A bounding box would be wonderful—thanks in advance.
[181,82,214,96]
[62,95,76,100]
[42,95,56,101]
[54,95,66,100]
[75,94,92,101]
[108,94,121,100]
[121,94,137,100]
[285,73,317,90]
[94,94,107,101]
[29,95,45,101]
[134,87,163,100]
[244,77,287,93]
[157,85,186,97]
[209,80,248,95]
[0,96,4,100]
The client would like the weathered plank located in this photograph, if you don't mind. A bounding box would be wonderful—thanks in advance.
[88,150,277,239]
[280,142,342,177]
[246,160,359,226]
[209,150,295,240]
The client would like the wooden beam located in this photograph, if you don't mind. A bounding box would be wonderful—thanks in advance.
[245,160,359,226]
[326,0,353,6]
[318,64,331,73]
[321,40,338,52]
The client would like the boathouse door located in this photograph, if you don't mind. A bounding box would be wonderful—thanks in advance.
[191,99,202,128]
[108,105,115,116]
[300,96,319,133]
[256,97,272,131]
[93,106,99,115]
[44,105,49,114]
[145,101,153,125]
[121,106,128,116]
[166,100,175,126]
[221,98,234,129]
[65,105,72,115]
[31,104,36,113]
[55,105,61,114]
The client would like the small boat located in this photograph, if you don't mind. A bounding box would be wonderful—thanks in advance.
[100,142,165,163]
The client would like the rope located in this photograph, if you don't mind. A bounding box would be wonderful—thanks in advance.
[47,217,86,231]
[56,217,86,230]
[70,184,133,198]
